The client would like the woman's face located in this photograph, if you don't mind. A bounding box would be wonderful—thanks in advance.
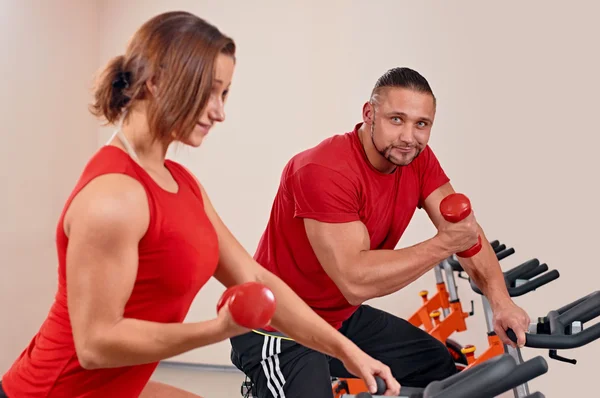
[184,53,235,147]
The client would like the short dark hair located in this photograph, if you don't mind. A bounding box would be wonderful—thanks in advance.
[371,67,435,104]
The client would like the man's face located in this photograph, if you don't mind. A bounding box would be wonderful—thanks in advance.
[364,87,436,166]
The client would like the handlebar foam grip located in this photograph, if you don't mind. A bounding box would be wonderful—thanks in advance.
[374,376,386,394]
[423,354,516,398]
[477,356,548,398]
[508,270,560,297]
[519,263,549,281]
[559,291,600,325]
[496,247,516,261]
[493,243,506,253]
[525,392,546,398]
[504,259,540,283]
[507,323,600,349]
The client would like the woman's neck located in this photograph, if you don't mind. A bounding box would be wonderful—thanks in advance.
[114,110,170,169]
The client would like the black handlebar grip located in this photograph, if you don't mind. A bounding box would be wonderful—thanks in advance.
[489,240,500,249]
[477,356,548,398]
[518,263,549,282]
[525,392,546,398]
[508,270,560,297]
[507,323,600,349]
[374,376,386,395]
[493,243,507,254]
[423,354,516,398]
[560,291,600,325]
[496,247,516,261]
[504,259,540,283]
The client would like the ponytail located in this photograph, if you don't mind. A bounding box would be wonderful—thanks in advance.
[89,55,131,123]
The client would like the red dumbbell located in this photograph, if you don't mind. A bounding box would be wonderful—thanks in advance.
[439,193,482,258]
[216,281,277,329]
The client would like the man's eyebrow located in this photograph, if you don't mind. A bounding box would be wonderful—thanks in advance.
[384,111,433,123]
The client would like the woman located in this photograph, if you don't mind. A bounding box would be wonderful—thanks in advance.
[0,11,399,398]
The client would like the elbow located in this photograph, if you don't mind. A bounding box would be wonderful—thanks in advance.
[339,279,368,306]
[76,347,101,370]
[74,336,106,370]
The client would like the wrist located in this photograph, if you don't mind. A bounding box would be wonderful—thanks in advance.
[430,233,454,260]
[189,318,231,347]
[332,335,363,363]
[489,294,514,312]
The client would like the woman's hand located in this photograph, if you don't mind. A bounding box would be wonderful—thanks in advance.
[215,301,252,339]
[340,346,401,396]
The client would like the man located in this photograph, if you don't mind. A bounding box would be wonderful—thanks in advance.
[230,67,530,397]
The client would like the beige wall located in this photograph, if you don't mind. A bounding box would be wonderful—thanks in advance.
[0,1,99,373]
[3,1,599,396]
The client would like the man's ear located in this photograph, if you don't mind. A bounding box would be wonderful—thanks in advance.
[362,101,374,125]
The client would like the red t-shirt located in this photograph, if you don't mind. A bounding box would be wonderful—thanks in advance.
[256,123,450,330]
[1,146,219,397]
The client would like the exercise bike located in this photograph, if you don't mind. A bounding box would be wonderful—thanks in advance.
[502,289,600,397]
[339,353,548,398]
[407,240,510,368]
[449,249,560,370]
[332,244,559,397]
[341,288,600,397]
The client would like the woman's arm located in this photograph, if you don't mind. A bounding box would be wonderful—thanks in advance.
[198,184,399,394]
[65,174,240,369]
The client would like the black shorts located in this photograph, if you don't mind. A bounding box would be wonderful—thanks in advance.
[230,305,457,398]
[0,381,8,398]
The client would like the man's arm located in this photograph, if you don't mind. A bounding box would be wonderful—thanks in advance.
[421,182,511,309]
[422,182,530,347]
[303,198,481,306]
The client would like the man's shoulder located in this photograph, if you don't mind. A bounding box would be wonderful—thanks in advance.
[285,129,358,176]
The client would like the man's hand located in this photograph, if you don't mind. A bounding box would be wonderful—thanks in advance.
[492,301,531,348]
[340,347,400,396]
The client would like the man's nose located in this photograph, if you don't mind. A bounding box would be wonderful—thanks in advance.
[398,125,416,145]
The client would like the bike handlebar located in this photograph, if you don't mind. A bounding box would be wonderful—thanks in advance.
[504,258,540,283]
[356,355,547,398]
[469,258,559,297]
[507,291,600,350]
[475,356,548,398]
[422,354,547,398]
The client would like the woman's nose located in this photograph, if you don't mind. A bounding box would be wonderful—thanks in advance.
[208,97,225,122]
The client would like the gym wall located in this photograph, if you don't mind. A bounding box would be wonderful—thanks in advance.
[2,1,598,397]
[0,0,99,374]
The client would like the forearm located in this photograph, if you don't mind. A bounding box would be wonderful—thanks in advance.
[81,318,227,369]
[457,225,511,309]
[347,236,452,302]
[256,269,355,360]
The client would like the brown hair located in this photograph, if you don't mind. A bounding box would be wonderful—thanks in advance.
[90,11,235,141]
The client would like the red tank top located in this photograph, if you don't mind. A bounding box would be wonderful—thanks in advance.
[1,145,219,397]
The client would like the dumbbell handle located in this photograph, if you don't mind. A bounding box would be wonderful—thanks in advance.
[439,193,482,258]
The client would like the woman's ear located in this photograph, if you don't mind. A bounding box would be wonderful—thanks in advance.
[145,77,159,97]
